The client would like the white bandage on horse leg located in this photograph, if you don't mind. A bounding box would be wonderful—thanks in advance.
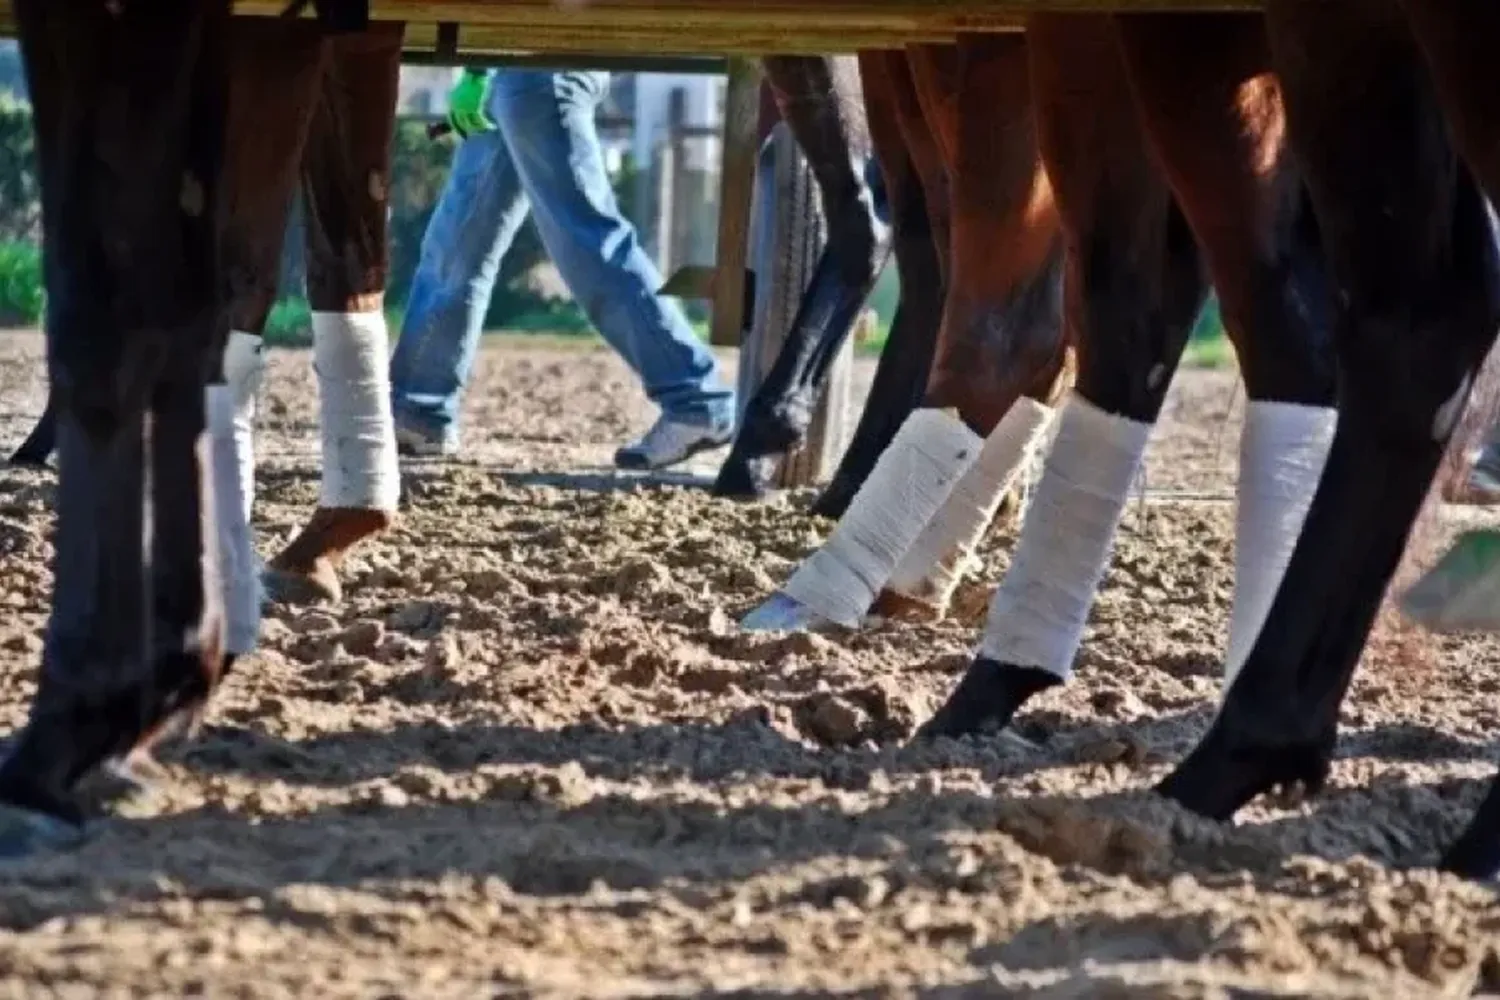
[312,310,399,511]
[1223,400,1337,690]
[887,396,1055,608]
[777,408,983,627]
[978,397,1153,679]
[207,330,266,656]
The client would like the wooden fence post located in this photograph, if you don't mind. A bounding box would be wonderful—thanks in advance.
[709,56,762,348]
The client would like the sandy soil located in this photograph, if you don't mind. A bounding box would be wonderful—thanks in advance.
[0,331,1498,997]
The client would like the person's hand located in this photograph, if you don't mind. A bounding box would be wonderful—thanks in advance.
[446,68,496,139]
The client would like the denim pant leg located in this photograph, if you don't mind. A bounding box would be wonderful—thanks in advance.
[489,71,735,430]
[389,127,532,441]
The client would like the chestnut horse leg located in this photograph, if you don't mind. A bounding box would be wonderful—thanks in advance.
[918,15,1209,739]
[203,18,333,681]
[871,34,1069,621]
[1157,2,1500,850]
[0,0,232,854]
[263,24,404,605]
[713,56,891,499]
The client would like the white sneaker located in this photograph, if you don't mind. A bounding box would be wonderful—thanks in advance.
[614,416,733,471]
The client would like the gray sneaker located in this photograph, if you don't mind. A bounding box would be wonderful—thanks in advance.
[396,423,459,459]
[1471,443,1500,496]
[614,416,733,471]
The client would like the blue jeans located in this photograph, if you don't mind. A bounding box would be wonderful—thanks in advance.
[389,70,735,444]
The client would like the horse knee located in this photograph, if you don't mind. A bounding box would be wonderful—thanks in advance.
[1336,177,1500,448]
[1071,207,1208,420]
[924,251,1067,425]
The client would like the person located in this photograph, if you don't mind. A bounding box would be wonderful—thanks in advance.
[389,67,736,469]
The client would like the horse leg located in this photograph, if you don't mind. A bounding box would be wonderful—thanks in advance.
[1115,13,1339,696]
[873,34,1069,621]
[918,15,1208,739]
[811,51,947,520]
[713,55,891,499]
[0,0,231,853]
[1156,1,1500,833]
[742,35,1065,634]
[8,388,55,466]
[1362,0,1500,879]
[86,20,333,800]
[263,24,403,606]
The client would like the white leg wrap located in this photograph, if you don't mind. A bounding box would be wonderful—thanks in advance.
[1224,400,1337,690]
[313,310,399,511]
[776,409,983,627]
[977,397,1153,679]
[208,330,266,656]
[888,396,1055,607]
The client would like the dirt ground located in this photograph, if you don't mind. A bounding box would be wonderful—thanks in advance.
[0,331,1498,997]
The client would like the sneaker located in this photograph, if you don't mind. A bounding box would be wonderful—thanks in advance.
[614,416,733,471]
[396,423,459,458]
[1471,443,1500,496]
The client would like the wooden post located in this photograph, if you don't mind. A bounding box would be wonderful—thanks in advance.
[737,119,857,488]
[709,56,762,348]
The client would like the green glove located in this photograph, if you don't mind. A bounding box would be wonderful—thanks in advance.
[446,68,495,139]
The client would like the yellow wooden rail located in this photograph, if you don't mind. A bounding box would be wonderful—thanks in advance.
[0,1,1267,57]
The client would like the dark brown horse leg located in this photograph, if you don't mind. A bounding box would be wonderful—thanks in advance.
[264,24,403,606]
[1116,15,1338,702]
[0,0,231,854]
[1157,2,1500,840]
[8,388,55,466]
[97,21,332,803]
[713,55,891,499]
[918,15,1208,740]
[742,36,1065,634]
[812,51,947,520]
[1291,0,1500,879]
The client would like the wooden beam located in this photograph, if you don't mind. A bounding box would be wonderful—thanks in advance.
[400,20,961,55]
[710,58,763,349]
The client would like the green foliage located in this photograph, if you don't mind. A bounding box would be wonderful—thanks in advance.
[0,241,43,326]
[0,94,39,245]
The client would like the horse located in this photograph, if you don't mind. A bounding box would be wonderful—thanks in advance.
[1153,0,1500,882]
[740,16,1339,757]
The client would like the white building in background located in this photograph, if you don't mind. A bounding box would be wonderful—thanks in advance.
[629,73,725,174]
[396,66,456,116]
[394,66,725,171]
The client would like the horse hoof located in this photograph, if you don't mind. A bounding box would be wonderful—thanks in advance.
[712,453,778,500]
[739,592,835,633]
[261,564,341,606]
[1155,722,1332,822]
[871,588,945,623]
[0,802,88,860]
[75,753,165,807]
[912,659,1061,742]
[810,477,856,520]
